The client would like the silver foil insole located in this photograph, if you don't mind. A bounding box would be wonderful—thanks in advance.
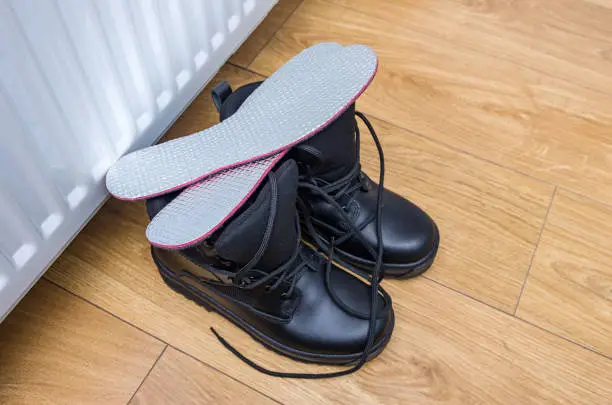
[106,43,377,200]
[107,43,377,248]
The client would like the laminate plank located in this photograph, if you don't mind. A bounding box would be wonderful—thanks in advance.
[129,347,278,405]
[250,0,612,205]
[517,190,612,357]
[0,280,164,405]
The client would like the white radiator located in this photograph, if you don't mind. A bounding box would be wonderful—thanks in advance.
[0,0,277,321]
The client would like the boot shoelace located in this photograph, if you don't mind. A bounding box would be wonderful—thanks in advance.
[299,111,384,276]
[219,175,310,299]
[210,129,388,378]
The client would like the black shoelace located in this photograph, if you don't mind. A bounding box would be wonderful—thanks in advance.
[298,111,384,278]
[210,116,388,377]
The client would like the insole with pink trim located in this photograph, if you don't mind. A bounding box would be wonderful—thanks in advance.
[106,43,377,248]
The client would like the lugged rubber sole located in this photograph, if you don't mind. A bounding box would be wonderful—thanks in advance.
[152,248,394,366]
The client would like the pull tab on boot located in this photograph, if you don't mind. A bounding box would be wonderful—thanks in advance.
[211,81,233,113]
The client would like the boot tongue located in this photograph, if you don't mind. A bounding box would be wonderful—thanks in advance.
[214,160,299,272]
[294,103,358,182]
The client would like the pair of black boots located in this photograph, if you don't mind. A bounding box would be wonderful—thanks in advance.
[147,82,439,378]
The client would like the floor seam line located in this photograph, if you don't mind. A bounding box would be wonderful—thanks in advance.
[127,345,168,404]
[556,185,612,212]
[513,186,557,315]
[423,273,612,362]
[43,277,167,345]
[170,345,286,405]
[363,113,557,188]
[517,316,612,362]
[227,61,268,78]
[423,276,515,317]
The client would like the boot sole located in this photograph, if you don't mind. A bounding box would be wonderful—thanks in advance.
[308,222,440,280]
[152,249,394,366]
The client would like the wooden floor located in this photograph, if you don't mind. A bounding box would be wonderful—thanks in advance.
[2,1,612,403]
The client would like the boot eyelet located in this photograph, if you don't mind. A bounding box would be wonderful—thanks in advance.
[237,277,253,288]
[280,292,291,300]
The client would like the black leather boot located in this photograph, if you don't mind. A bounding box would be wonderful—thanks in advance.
[146,159,394,377]
[212,82,439,279]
